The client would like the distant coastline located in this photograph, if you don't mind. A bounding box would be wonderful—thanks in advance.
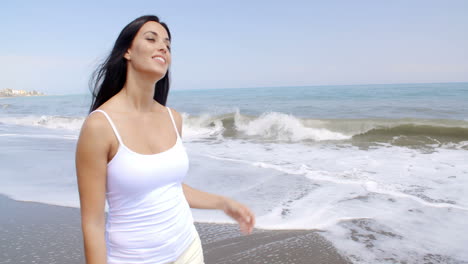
[0,88,45,97]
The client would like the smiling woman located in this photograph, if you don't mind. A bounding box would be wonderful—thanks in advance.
[75,15,255,264]
[87,16,172,112]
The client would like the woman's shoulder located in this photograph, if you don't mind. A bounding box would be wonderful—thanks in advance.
[165,106,184,136]
[86,97,121,126]
[166,106,181,118]
[80,105,116,142]
[86,110,108,127]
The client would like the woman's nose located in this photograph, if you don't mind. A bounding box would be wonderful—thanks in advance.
[157,42,168,53]
[158,46,168,54]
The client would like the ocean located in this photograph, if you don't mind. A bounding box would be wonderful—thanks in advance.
[1,82,467,263]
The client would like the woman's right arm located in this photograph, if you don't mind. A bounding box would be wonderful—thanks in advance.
[75,114,110,264]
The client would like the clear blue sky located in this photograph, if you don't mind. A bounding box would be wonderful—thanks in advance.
[1,0,467,95]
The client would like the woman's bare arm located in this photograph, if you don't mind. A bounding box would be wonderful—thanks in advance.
[170,107,256,234]
[181,183,255,234]
[75,113,110,264]
[181,183,225,210]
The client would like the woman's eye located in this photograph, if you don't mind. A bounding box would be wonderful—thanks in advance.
[147,38,155,42]
[167,46,171,51]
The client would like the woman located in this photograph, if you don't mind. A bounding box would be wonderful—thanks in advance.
[75,15,256,264]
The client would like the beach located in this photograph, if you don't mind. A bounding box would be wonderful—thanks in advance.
[1,194,350,264]
[1,83,467,263]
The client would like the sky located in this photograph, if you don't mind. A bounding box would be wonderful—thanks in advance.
[1,0,467,95]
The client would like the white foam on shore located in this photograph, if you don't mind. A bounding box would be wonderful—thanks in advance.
[0,115,84,130]
[0,133,77,139]
[184,139,468,263]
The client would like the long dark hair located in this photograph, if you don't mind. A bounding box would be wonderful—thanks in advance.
[88,15,172,113]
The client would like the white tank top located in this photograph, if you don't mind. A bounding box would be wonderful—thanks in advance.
[89,107,197,264]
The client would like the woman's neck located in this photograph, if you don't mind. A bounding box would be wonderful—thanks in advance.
[122,69,159,113]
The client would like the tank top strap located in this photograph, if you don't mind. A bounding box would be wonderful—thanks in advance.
[89,109,123,144]
[166,106,180,139]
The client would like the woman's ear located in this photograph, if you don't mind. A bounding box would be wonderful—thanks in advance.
[124,50,131,60]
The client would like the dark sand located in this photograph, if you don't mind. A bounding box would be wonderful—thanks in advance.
[0,194,351,264]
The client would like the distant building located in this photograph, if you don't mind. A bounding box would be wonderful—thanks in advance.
[0,88,45,97]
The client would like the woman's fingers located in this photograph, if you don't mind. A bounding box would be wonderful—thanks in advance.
[223,198,255,234]
[241,208,255,234]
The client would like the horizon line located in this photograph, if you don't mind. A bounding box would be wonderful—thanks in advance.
[39,81,468,96]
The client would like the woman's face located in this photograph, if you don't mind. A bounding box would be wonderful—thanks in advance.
[124,21,171,80]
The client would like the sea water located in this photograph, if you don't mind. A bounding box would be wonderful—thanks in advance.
[1,82,467,263]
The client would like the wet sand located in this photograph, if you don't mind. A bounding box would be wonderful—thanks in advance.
[0,194,351,264]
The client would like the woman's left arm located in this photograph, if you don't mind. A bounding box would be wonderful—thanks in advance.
[181,183,224,210]
[170,107,255,234]
[182,183,256,235]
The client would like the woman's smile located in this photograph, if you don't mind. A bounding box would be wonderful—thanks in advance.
[152,55,166,65]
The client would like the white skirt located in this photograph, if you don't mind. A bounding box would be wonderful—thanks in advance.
[165,230,204,264]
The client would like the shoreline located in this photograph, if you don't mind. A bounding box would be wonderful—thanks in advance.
[1,194,351,264]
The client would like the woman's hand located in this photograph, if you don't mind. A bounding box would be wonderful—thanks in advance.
[180,184,256,234]
[221,197,256,235]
